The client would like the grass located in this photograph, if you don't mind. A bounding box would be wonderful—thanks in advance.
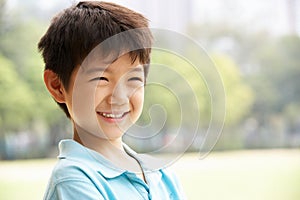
[171,149,300,200]
[0,149,299,200]
[0,159,54,200]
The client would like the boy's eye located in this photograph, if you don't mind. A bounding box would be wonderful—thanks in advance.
[90,77,109,82]
[128,77,143,82]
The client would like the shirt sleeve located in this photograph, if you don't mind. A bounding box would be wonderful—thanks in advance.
[45,179,105,200]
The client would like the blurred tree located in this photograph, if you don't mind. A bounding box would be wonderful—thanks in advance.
[0,2,69,158]
[187,23,271,74]
[252,35,300,114]
[141,50,211,128]
[135,49,254,152]
[188,22,300,149]
[188,24,300,117]
[0,54,35,132]
[212,54,254,126]
[252,35,300,148]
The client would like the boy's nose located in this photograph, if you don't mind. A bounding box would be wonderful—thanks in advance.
[108,84,129,106]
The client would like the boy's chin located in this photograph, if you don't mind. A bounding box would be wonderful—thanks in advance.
[74,122,128,140]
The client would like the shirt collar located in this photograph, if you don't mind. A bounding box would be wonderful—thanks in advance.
[58,139,126,178]
[58,139,163,180]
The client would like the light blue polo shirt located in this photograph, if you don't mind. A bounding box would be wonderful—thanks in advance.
[44,139,185,200]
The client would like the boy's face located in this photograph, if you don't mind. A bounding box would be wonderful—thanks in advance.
[65,53,145,140]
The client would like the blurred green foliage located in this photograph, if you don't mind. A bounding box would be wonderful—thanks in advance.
[213,54,254,126]
[0,0,68,159]
[0,55,34,132]
[188,23,300,150]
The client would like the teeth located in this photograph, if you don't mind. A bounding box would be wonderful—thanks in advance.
[101,112,124,118]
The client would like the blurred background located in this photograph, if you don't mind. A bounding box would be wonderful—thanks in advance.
[0,0,299,199]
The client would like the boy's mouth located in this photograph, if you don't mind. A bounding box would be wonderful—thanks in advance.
[97,111,130,119]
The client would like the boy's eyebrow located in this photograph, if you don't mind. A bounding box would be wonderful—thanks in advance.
[85,65,144,74]
[128,67,143,73]
[85,67,108,74]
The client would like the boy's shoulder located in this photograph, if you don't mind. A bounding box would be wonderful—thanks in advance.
[50,139,130,182]
[50,153,93,183]
[44,157,108,200]
[48,140,100,184]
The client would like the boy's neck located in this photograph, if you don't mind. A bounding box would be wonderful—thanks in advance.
[73,125,146,182]
[73,125,124,153]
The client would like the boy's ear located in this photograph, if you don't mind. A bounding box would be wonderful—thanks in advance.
[44,69,66,103]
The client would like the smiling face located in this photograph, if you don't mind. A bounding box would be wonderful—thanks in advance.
[64,53,145,141]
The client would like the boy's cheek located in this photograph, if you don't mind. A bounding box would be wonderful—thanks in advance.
[131,88,145,118]
[70,76,103,135]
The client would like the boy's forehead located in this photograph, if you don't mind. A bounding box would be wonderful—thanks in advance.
[81,53,143,74]
[81,50,116,70]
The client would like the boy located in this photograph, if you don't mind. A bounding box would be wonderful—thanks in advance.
[39,1,185,199]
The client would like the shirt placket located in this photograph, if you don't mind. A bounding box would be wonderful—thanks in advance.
[125,172,152,200]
